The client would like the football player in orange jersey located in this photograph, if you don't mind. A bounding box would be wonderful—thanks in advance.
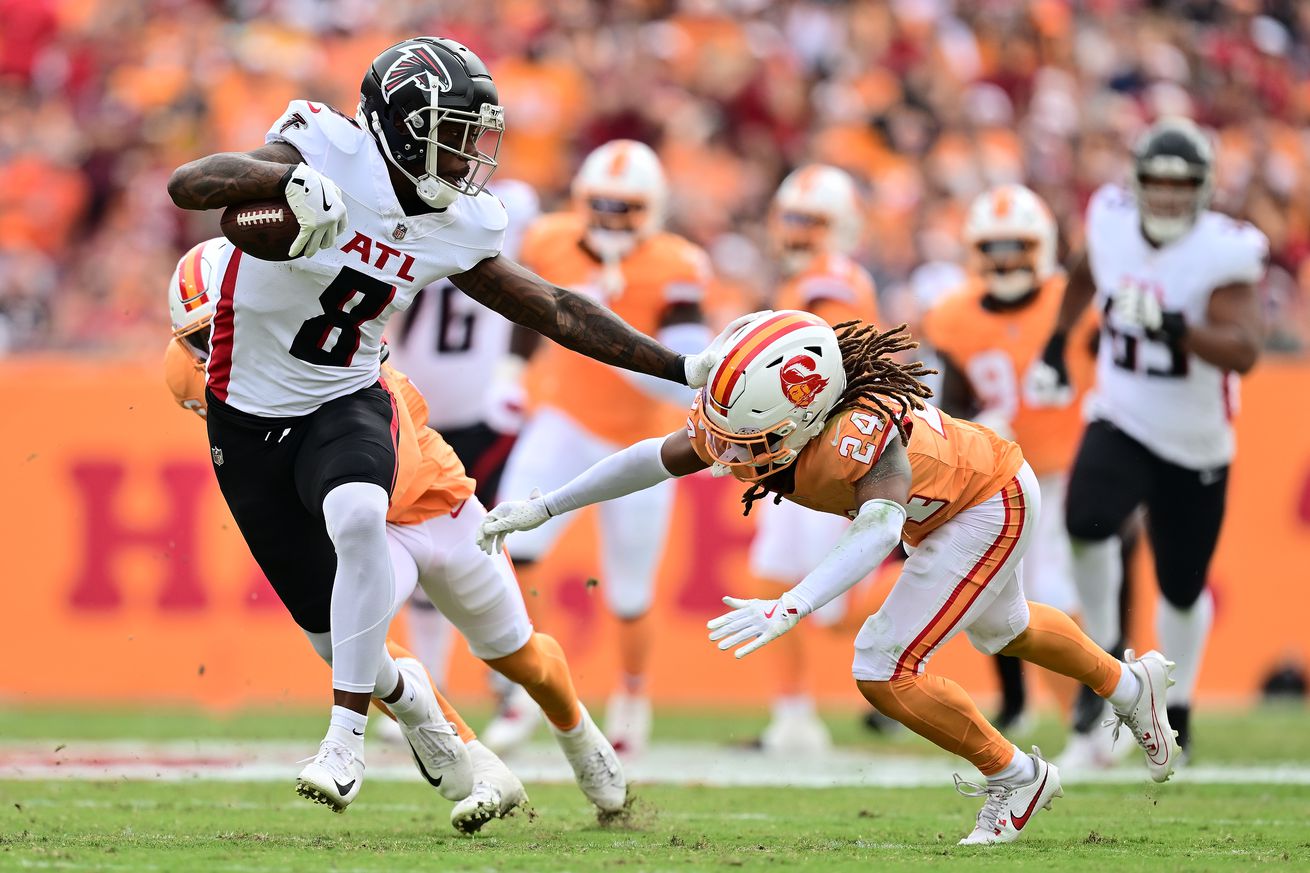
[749,165,882,753]
[488,140,713,756]
[922,185,1097,734]
[164,239,628,825]
[479,311,1181,845]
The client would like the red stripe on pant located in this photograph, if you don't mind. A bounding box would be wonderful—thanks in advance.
[891,477,1027,678]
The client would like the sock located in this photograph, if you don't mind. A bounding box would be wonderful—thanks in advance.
[1157,589,1212,705]
[373,649,400,703]
[1000,603,1122,699]
[405,600,455,687]
[621,672,646,695]
[990,745,1036,784]
[323,482,395,694]
[1070,536,1123,650]
[486,632,581,732]
[1167,705,1191,752]
[1107,662,1142,711]
[382,640,476,741]
[617,612,652,688]
[858,672,1014,776]
[327,704,368,756]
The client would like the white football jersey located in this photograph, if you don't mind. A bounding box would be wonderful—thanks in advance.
[386,179,540,430]
[1084,184,1267,469]
[204,100,507,417]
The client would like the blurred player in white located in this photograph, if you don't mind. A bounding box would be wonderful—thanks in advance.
[1032,117,1267,764]
[923,184,1097,733]
[489,141,713,755]
[749,165,880,753]
[385,179,540,696]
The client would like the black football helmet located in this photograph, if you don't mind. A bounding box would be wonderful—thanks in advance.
[1131,117,1214,244]
[358,37,504,208]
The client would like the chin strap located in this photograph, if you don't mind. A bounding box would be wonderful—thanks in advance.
[361,108,457,208]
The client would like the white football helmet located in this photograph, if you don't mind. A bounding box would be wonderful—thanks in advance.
[769,164,863,276]
[962,184,1057,301]
[167,237,229,360]
[701,310,847,481]
[572,139,667,264]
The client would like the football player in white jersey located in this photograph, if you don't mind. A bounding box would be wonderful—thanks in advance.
[385,179,540,701]
[1031,117,1267,765]
[167,37,733,811]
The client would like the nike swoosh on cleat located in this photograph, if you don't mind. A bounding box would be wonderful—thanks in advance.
[334,779,356,795]
[1009,770,1048,831]
[406,739,444,789]
[352,729,364,736]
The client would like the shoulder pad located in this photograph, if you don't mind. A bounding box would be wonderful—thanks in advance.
[1200,212,1269,286]
[265,100,364,166]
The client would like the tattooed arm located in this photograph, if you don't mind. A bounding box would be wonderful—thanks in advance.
[167,143,305,210]
[452,254,690,384]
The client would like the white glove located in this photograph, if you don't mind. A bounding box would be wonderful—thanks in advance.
[483,356,527,435]
[1110,283,1164,334]
[1024,360,1073,408]
[683,310,773,388]
[476,488,550,555]
[283,163,349,258]
[706,591,809,659]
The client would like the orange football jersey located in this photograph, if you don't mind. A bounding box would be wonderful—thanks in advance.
[163,342,472,524]
[519,212,712,445]
[687,393,1023,546]
[921,276,1097,477]
[775,251,880,328]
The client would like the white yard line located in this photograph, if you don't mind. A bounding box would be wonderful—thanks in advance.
[3,740,1309,787]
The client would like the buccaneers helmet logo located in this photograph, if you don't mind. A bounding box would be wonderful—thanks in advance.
[382,44,453,101]
[780,354,829,407]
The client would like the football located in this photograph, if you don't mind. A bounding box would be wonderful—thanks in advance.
[220,197,300,261]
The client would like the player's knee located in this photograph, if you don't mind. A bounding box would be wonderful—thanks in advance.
[851,611,901,682]
[322,482,388,548]
[1158,577,1206,611]
[1065,501,1118,542]
[604,581,653,620]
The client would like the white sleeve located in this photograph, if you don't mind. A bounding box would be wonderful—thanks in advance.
[1214,222,1269,286]
[788,499,906,614]
[620,322,712,406]
[265,100,335,167]
[541,437,677,517]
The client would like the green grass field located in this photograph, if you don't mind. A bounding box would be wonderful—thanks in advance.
[2,705,1309,871]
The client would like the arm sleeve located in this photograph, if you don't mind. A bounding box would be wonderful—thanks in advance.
[788,498,907,614]
[541,437,677,517]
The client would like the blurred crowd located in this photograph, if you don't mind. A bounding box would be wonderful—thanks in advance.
[2,0,1309,355]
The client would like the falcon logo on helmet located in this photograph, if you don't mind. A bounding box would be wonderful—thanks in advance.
[780,354,829,408]
[382,43,453,100]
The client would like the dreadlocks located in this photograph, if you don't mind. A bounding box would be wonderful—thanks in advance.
[829,320,936,447]
[740,320,936,516]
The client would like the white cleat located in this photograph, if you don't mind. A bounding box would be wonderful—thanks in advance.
[482,683,543,757]
[395,658,474,801]
[760,700,832,756]
[296,739,365,813]
[1107,649,1181,783]
[451,740,529,835]
[551,705,627,813]
[956,747,1063,845]
[604,691,652,757]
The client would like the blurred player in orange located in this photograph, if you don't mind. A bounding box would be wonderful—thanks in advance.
[922,184,1097,733]
[479,311,1180,845]
[749,165,880,753]
[164,238,627,826]
[488,140,712,755]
